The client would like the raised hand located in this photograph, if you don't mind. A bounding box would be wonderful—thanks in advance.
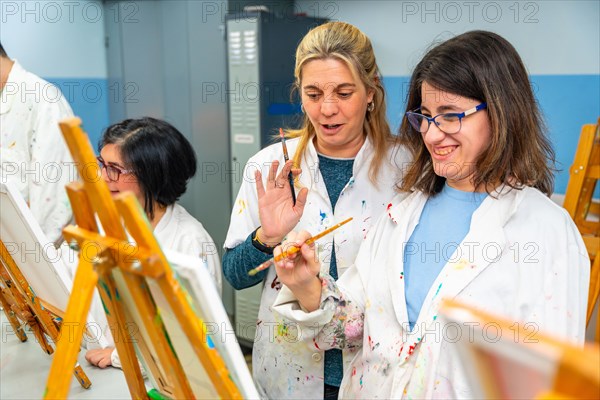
[274,230,322,311]
[255,160,308,245]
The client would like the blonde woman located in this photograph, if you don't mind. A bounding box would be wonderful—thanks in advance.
[223,22,409,399]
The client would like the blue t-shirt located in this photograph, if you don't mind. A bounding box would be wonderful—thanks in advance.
[403,184,487,330]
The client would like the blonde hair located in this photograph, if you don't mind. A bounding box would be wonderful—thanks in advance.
[287,21,393,183]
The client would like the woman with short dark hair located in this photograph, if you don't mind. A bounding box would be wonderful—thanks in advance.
[86,117,221,369]
[97,117,197,223]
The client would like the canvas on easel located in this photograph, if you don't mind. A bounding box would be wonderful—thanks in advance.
[0,180,107,389]
[161,249,259,397]
[439,299,600,399]
[44,117,259,399]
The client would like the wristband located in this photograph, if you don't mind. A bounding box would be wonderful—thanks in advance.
[251,228,279,255]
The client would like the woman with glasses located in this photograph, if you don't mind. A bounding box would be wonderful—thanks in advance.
[270,30,589,398]
[85,117,222,369]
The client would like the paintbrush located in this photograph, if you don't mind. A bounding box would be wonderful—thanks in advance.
[280,128,296,205]
[247,217,353,276]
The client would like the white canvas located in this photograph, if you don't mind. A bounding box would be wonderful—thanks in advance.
[106,246,261,398]
[439,302,560,399]
[0,181,109,349]
[163,249,262,399]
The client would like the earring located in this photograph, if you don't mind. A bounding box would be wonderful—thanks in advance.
[367,102,375,112]
[300,103,305,113]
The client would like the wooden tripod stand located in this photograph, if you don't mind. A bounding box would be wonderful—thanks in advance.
[43,117,243,399]
[0,181,92,390]
[563,118,600,338]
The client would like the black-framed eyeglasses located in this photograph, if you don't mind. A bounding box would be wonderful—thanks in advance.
[96,156,133,182]
[405,102,487,135]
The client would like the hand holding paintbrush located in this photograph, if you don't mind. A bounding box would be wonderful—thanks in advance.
[279,128,296,205]
[268,218,353,312]
[248,217,353,276]
[252,130,308,247]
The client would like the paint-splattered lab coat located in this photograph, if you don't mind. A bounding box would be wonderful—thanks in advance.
[273,186,590,399]
[154,203,222,296]
[224,136,410,399]
[0,60,75,245]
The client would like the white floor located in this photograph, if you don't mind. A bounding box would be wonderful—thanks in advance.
[0,313,131,399]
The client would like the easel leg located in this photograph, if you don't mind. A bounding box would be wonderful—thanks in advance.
[44,246,98,398]
[95,265,147,398]
[0,284,27,342]
[1,239,91,389]
[588,253,600,326]
[28,314,54,355]
[0,258,27,342]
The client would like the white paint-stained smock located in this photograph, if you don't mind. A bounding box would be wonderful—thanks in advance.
[224,136,410,399]
[273,186,590,399]
[154,203,222,295]
[1,60,75,245]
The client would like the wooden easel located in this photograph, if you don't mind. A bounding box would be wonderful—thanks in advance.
[563,118,600,338]
[0,238,91,389]
[43,118,243,399]
[0,263,28,343]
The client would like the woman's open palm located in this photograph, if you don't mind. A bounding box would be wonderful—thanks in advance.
[255,160,308,243]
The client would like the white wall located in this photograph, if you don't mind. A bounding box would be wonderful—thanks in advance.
[0,0,107,78]
[294,0,600,194]
[295,0,599,76]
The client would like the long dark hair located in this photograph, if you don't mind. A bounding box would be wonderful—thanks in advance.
[99,117,197,219]
[399,30,555,196]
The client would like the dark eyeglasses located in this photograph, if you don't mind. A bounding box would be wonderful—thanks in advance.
[405,102,487,135]
[96,156,133,182]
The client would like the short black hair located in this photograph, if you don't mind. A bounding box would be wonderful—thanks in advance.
[98,117,197,219]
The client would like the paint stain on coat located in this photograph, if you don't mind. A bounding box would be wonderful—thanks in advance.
[236,199,246,214]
